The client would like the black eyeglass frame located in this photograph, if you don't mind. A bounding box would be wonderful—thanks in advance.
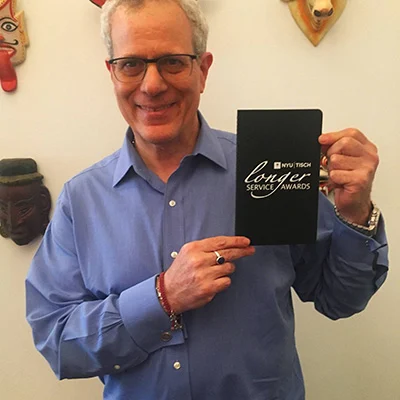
[107,53,199,82]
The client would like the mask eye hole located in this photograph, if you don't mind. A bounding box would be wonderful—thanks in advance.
[1,20,18,33]
[19,205,33,218]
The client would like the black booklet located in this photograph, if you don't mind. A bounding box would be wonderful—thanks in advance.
[235,109,323,245]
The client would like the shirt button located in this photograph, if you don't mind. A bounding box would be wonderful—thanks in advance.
[161,331,172,342]
[169,200,176,207]
[173,361,181,370]
[114,365,121,370]
[171,251,178,259]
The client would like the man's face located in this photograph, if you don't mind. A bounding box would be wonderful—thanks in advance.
[0,183,48,246]
[0,0,28,65]
[108,0,212,149]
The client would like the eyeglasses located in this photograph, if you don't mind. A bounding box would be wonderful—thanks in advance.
[108,54,198,84]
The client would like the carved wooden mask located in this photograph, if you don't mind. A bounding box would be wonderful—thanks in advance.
[282,0,347,46]
[0,159,51,246]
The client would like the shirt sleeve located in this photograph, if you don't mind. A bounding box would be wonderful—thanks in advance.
[291,194,389,320]
[25,187,184,380]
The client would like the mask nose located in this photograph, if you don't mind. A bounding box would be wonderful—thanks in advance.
[4,204,20,231]
[313,8,334,18]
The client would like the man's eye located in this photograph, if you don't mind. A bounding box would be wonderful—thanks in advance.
[117,59,144,76]
[1,21,18,33]
[121,59,141,69]
[165,57,184,66]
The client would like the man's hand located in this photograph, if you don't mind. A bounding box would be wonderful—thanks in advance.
[164,236,255,314]
[319,128,379,225]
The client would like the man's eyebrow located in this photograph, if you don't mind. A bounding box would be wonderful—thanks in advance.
[115,52,178,59]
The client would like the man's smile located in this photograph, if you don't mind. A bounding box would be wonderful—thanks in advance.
[137,102,176,112]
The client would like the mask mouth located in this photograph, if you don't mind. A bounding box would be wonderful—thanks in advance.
[0,45,16,57]
[9,230,27,238]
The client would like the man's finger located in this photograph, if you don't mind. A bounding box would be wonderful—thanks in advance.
[208,246,255,265]
[325,137,365,158]
[327,154,361,172]
[195,236,252,252]
[329,169,370,188]
[319,128,369,147]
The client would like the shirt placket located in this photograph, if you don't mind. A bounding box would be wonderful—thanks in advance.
[161,175,192,399]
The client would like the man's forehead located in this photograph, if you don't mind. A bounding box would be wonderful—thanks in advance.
[110,2,193,44]
[112,0,189,23]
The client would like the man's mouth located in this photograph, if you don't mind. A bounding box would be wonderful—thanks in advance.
[137,103,175,112]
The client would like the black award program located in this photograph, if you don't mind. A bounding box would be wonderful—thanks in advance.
[235,109,323,245]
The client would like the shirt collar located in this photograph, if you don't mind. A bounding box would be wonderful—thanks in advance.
[192,112,228,170]
[112,112,228,187]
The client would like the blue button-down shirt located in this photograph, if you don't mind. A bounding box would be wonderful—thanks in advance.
[26,114,388,400]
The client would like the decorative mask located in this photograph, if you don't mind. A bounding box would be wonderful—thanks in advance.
[0,0,29,92]
[90,0,106,7]
[282,0,347,46]
[0,159,51,246]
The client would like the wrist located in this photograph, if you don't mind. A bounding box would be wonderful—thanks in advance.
[155,273,182,330]
[334,202,380,237]
[335,202,372,226]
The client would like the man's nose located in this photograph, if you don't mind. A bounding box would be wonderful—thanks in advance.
[139,64,168,96]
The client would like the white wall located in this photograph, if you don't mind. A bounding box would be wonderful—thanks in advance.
[1,0,399,399]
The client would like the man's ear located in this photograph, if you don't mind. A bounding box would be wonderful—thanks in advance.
[105,60,111,71]
[199,52,213,94]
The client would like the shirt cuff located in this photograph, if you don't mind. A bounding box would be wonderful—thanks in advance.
[119,275,184,354]
[332,215,388,289]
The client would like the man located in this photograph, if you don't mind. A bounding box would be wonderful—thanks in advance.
[0,158,51,246]
[26,0,388,399]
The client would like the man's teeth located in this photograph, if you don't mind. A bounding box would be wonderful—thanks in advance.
[139,104,172,112]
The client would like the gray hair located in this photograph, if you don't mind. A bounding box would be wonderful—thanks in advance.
[100,0,209,58]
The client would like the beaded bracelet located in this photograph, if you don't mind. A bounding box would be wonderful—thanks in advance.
[156,272,183,331]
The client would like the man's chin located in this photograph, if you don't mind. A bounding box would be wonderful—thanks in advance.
[135,124,181,145]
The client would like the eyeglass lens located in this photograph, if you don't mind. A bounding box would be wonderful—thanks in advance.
[112,55,195,83]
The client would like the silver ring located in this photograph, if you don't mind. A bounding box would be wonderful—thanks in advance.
[214,251,225,265]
